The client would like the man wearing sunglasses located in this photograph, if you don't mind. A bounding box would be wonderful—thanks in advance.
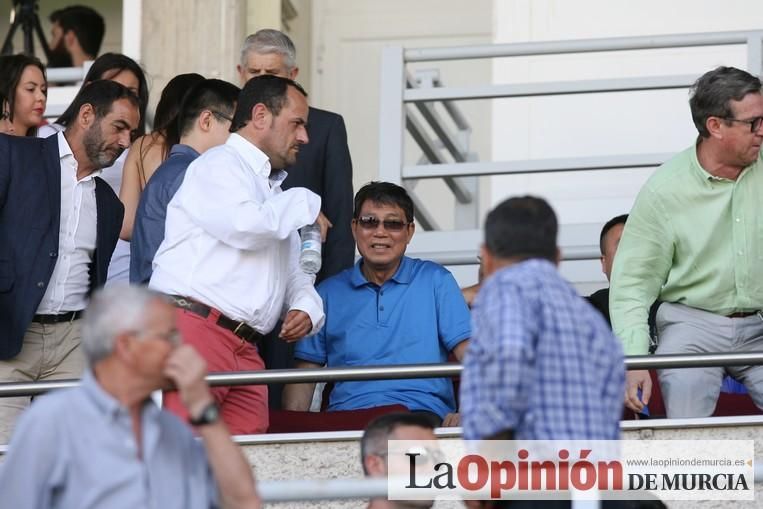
[130,78,240,284]
[611,66,763,418]
[285,182,470,426]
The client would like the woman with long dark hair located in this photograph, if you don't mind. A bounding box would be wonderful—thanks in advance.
[119,72,205,240]
[0,54,47,136]
[48,52,149,136]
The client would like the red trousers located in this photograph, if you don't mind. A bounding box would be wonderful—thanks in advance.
[164,307,269,434]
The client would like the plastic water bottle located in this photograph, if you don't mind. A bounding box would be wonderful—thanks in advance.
[299,223,322,274]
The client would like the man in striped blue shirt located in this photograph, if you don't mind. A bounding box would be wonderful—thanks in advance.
[461,196,624,442]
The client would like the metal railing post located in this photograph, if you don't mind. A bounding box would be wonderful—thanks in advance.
[379,46,406,184]
[747,33,763,77]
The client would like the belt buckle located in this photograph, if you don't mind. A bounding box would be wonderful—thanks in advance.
[233,321,247,342]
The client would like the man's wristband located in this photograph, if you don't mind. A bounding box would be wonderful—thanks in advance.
[190,401,220,426]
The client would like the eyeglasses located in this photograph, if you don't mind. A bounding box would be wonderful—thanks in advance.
[210,110,233,123]
[131,329,182,346]
[355,215,410,232]
[722,116,763,133]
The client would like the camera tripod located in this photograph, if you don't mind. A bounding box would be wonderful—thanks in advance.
[1,0,51,58]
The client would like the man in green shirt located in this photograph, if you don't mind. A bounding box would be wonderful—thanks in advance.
[610,66,763,418]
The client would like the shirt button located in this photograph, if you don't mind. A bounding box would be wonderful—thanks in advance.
[36,281,44,288]
[738,251,743,256]
[736,218,741,223]
[49,251,57,258]
[379,306,385,311]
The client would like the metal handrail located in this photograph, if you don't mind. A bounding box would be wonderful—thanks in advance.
[1,352,763,398]
[403,30,763,62]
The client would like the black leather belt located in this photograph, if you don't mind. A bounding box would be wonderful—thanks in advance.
[727,311,761,319]
[168,295,264,345]
[32,310,83,324]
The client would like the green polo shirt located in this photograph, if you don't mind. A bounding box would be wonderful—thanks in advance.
[610,144,763,355]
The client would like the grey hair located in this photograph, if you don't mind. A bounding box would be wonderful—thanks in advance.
[239,29,297,71]
[689,66,762,138]
[81,285,165,366]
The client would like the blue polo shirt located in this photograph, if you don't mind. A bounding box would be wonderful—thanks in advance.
[294,256,471,418]
[130,144,200,284]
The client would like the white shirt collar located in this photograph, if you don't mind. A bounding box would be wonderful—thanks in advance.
[57,130,102,182]
[226,133,288,186]
[228,133,272,177]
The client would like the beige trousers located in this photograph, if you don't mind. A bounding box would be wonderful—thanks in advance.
[0,320,85,444]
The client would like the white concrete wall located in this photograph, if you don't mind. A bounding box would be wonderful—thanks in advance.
[309,0,493,226]
[491,0,763,293]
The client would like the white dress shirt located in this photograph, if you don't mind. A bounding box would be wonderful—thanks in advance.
[37,131,99,314]
[150,133,324,334]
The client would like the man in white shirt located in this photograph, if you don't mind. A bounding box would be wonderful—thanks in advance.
[149,75,327,434]
[0,80,140,443]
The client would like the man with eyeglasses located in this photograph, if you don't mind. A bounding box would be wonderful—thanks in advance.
[611,66,763,418]
[284,182,470,427]
[0,285,261,509]
[149,75,329,435]
[130,78,240,284]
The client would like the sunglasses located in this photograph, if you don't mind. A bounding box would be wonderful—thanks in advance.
[355,215,410,232]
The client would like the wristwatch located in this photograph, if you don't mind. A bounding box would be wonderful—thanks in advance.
[190,402,220,426]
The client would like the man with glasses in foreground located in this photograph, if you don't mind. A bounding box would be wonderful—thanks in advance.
[0,285,260,509]
[130,78,240,284]
[611,66,763,418]
[284,182,470,426]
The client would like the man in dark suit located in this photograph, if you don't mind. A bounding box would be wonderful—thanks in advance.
[0,80,140,442]
[238,29,355,408]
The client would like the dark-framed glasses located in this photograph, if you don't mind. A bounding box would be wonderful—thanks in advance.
[210,110,233,123]
[356,215,410,232]
[723,116,763,133]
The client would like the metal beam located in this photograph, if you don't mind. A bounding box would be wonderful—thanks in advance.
[403,153,673,179]
[3,353,763,397]
[405,111,444,164]
[404,30,760,62]
[378,46,406,184]
[405,109,473,204]
[403,75,699,103]
[403,180,440,231]
[747,34,763,77]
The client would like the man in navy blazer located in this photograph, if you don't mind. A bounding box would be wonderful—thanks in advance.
[0,80,140,442]
[238,29,355,407]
